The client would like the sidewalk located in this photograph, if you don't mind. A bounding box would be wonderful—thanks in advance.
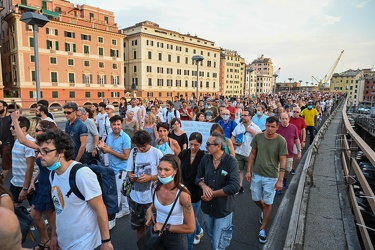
[303,108,360,249]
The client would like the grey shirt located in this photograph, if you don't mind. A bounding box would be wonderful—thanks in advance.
[84,118,99,152]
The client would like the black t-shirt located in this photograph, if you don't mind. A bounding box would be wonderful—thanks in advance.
[0,115,14,145]
[168,130,188,151]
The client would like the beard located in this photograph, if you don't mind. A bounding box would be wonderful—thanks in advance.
[0,109,5,114]
[36,113,42,117]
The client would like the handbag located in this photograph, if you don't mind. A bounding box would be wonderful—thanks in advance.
[122,148,137,197]
[137,189,182,250]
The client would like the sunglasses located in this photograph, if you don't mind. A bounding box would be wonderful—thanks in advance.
[293,111,300,113]
[206,142,218,147]
[63,111,73,115]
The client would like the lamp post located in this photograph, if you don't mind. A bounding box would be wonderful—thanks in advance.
[273,73,278,96]
[20,12,50,102]
[192,55,204,100]
[246,67,254,98]
[288,77,293,93]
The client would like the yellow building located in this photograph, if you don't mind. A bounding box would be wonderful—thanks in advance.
[249,55,274,95]
[330,69,364,105]
[220,49,245,97]
[121,21,221,101]
[1,0,124,108]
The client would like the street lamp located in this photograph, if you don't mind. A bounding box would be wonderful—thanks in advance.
[246,67,254,98]
[192,55,204,100]
[273,73,278,96]
[20,12,50,102]
[288,77,293,93]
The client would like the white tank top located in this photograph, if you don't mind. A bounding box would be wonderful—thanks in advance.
[155,190,183,225]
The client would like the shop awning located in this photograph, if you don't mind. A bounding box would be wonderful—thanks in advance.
[17,4,40,11]
[42,9,59,18]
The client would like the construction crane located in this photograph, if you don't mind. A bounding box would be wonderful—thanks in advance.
[312,50,344,91]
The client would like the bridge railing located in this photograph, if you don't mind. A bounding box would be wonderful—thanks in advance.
[342,100,375,250]
[354,116,375,136]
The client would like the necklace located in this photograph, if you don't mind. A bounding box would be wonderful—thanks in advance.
[213,155,223,164]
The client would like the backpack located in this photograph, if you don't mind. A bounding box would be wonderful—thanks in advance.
[51,159,119,220]
[166,109,177,123]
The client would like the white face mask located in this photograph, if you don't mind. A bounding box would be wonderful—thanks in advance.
[222,114,230,120]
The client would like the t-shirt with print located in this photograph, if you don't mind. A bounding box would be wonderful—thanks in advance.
[205,106,218,121]
[50,161,101,250]
[126,147,163,204]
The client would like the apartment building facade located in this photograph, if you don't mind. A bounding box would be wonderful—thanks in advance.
[330,69,364,105]
[121,21,220,101]
[249,54,274,95]
[220,49,245,97]
[0,0,124,108]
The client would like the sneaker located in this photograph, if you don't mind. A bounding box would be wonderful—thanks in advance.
[291,169,296,175]
[193,228,204,245]
[259,212,263,225]
[283,179,288,189]
[239,186,244,194]
[108,219,116,230]
[258,229,267,243]
[116,209,130,219]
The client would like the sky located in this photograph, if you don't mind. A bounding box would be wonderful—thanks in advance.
[86,0,375,85]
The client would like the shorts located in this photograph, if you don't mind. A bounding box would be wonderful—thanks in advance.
[9,183,33,205]
[286,158,293,172]
[235,154,248,171]
[250,173,277,205]
[129,198,152,230]
[0,145,12,170]
[293,144,298,154]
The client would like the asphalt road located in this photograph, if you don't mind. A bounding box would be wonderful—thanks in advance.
[21,116,324,250]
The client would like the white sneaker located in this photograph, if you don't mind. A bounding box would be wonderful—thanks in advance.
[193,228,204,245]
[116,209,130,219]
[108,219,116,230]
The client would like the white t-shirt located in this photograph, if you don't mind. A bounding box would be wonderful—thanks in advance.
[126,147,163,204]
[232,123,262,157]
[128,106,140,121]
[50,162,101,250]
[95,112,108,138]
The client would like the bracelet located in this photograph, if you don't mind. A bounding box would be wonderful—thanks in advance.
[279,168,286,172]
[165,224,171,232]
[101,237,111,243]
[22,188,28,191]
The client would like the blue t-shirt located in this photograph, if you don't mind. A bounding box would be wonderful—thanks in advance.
[218,119,237,138]
[106,130,131,174]
[252,115,267,131]
[65,118,88,159]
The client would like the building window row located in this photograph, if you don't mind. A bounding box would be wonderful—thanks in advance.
[146,78,215,88]
[30,71,119,85]
[30,90,119,99]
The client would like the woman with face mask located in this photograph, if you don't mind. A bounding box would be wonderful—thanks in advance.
[145,154,195,249]
[11,111,58,250]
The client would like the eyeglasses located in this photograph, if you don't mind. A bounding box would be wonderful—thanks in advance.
[206,142,218,147]
[35,128,44,133]
[35,148,57,156]
[63,111,73,115]
[293,111,300,113]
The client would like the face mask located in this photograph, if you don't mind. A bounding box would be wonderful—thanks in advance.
[257,111,262,116]
[47,160,61,171]
[307,105,312,109]
[158,175,174,184]
[222,115,229,120]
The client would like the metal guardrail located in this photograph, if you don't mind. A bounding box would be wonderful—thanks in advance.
[281,99,344,249]
[355,116,375,137]
[341,101,375,250]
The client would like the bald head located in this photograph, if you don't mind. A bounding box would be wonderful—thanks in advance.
[0,207,23,250]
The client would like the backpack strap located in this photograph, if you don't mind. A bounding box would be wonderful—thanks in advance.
[174,109,177,118]
[132,148,138,172]
[66,163,85,200]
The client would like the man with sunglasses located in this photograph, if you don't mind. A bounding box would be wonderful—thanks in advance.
[9,116,36,206]
[63,102,88,163]
[196,133,240,250]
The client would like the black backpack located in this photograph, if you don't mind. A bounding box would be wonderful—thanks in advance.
[52,159,119,220]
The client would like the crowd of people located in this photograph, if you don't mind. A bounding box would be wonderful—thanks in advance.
[0,92,342,250]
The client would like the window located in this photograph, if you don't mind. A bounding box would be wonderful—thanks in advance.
[50,57,57,64]
[84,60,90,67]
[185,80,188,87]
[69,92,75,98]
[98,75,106,85]
[29,37,34,47]
[111,92,120,98]
[148,78,152,86]
[98,92,105,97]
[46,40,58,50]
[90,13,94,19]
[110,49,119,57]
[29,91,42,98]
[68,73,75,83]
[112,63,117,69]
[147,92,153,97]
[133,51,136,59]
[167,79,172,87]
[131,40,138,46]
[51,72,58,82]
[134,66,137,73]
[177,69,181,75]
[147,66,152,72]
[52,91,58,98]
[157,67,164,73]
[104,16,109,24]
[83,45,89,54]
[111,76,119,85]
[30,55,35,62]
[98,37,104,43]
[168,54,171,62]
[81,34,91,41]
[98,47,104,56]
[185,57,188,64]
[158,53,162,61]
[177,56,180,63]
[157,79,163,86]
[85,92,90,98]
[111,39,117,45]
[64,31,75,38]
[99,62,104,68]
[167,68,173,74]
[83,74,92,84]
[206,82,209,88]
[31,71,36,81]
[148,51,152,59]
[65,43,76,52]
[176,80,181,87]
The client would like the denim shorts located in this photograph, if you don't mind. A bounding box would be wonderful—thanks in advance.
[129,198,151,230]
[250,173,278,205]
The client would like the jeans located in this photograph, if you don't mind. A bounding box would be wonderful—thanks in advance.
[161,232,187,250]
[187,201,202,250]
[202,212,233,250]
[306,126,315,144]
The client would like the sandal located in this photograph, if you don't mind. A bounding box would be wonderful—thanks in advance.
[33,239,50,250]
